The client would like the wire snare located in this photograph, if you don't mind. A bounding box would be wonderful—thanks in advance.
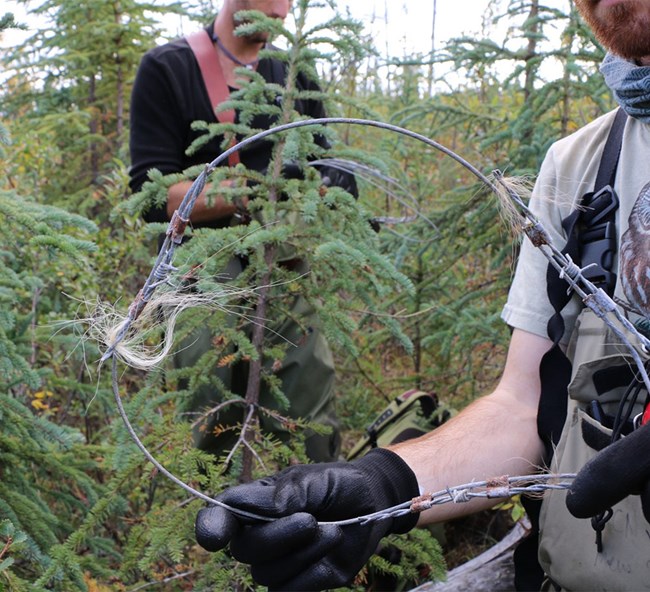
[102,117,620,526]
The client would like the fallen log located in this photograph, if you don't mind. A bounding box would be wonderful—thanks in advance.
[410,516,531,592]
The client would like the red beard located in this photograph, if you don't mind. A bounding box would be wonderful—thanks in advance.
[575,0,650,60]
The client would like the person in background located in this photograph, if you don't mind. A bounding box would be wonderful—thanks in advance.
[129,0,357,462]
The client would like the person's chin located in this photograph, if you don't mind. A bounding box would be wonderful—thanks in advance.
[244,32,270,44]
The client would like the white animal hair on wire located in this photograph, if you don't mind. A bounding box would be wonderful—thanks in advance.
[95,285,249,370]
[490,173,534,237]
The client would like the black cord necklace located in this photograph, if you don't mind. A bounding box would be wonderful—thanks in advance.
[212,34,259,70]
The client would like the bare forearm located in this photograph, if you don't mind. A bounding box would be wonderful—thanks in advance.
[166,180,244,224]
[391,389,544,523]
[391,329,549,524]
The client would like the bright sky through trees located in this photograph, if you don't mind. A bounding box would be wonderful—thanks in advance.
[2,0,492,53]
[1,0,573,75]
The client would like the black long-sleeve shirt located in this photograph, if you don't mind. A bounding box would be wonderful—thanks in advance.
[129,22,329,224]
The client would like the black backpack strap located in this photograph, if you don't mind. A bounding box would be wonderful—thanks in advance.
[595,107,627,191]
[539,107,627,458]
[514,109,628,591]
[577,108,627,294]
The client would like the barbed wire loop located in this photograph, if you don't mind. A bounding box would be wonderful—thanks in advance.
[100,119,639,530]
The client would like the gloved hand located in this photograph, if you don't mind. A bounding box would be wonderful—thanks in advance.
[565,420,650,522]
[195,448,419,591]
[315,164,359,198]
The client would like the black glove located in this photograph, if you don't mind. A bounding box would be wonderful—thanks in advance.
[195,448,419,591]
[315,164,359,198]
[565,421,650,522]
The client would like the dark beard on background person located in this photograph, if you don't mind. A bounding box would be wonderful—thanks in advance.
[576,1,650,60]
[232,17,271,44]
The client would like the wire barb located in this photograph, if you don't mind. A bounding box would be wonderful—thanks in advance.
[321,474,577,527]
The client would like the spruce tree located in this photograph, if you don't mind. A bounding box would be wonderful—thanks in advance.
[118,1,445,588]
[0,57,107,587]
[1,8,147,590]
[4,0,185,213]
[125,0,406,475]
[338,0,614,405]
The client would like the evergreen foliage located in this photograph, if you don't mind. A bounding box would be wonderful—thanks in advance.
[0,121,107,587]
[0,0,616,589]
[335,0,614,409]
[124,0,417,479]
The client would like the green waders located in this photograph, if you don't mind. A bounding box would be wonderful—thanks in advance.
[175,255,340,463]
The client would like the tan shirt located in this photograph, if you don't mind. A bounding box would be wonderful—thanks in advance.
[501,109,650,343]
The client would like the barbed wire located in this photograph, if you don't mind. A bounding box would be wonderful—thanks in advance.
[102,117,644,527]
[322,474,577,526]
[491,171,650,395]
[111,359,576,525]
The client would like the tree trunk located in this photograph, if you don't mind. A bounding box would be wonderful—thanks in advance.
[113,1,124,147]
[88,73,99,184]
[427,0,437,96]
[523,0,540,102]
[240,243,276,482]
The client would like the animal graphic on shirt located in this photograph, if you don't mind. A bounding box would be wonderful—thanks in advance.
[620,181,650,318]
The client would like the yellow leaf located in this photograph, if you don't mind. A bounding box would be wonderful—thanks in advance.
[83,573,122,592]
[33,390,53,399]
[218,353,237,368]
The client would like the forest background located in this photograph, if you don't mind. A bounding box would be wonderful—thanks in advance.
[0,0,615,590]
